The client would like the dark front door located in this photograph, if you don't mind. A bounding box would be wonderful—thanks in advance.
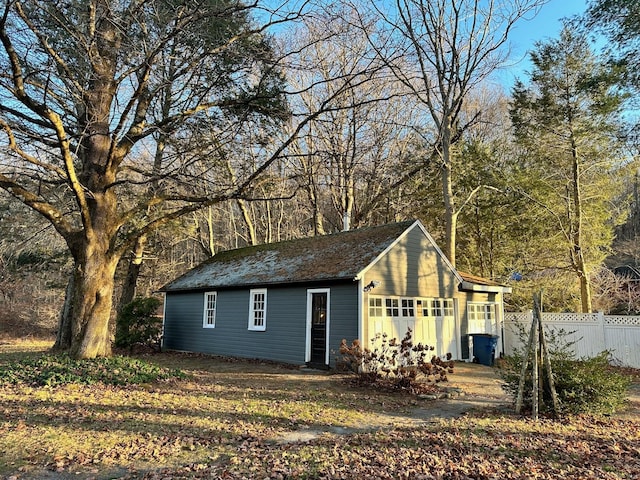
[310,292,328,366]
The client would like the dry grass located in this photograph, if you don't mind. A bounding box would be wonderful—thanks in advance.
[1,339,639,480]
[0,340,417,478]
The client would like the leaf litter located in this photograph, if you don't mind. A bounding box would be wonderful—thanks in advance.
[0,345,638,479]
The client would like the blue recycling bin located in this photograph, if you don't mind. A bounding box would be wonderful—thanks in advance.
[470,334,499,366]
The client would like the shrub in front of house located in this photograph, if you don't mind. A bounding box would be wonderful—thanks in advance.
[500,327,631,415]
[338,328,454,394]
[115,296,163,351]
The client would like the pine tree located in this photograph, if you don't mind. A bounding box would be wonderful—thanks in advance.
[510,27,626,312]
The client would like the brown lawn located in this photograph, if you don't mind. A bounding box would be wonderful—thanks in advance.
[1,339,639,480]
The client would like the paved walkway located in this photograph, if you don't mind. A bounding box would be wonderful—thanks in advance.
[277,362,510,443]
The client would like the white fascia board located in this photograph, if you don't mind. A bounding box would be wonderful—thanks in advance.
[460,281,512,294]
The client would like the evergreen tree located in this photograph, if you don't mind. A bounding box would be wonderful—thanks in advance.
[585,0,640,89]
[510,27,626,312]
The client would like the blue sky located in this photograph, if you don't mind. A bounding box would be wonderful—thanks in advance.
[499,0,589,86]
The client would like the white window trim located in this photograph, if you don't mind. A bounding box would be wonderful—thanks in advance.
[248,288,267,331]
[202,291,217,328]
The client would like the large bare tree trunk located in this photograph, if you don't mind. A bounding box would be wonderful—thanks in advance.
[53,263,77,351]
[205,207,217,255]
[70,259,118,358]
[303,157,326,235]
[236,198,257,245]
[441,121,457,266]
[67,234,119,358]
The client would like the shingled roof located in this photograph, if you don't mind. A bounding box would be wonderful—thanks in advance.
[161,220,418,292]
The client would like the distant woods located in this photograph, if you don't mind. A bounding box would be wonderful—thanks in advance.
[0,0,638,354]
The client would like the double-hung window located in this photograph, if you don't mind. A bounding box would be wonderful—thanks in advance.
[248,289,267,331]
[203,291,217,328]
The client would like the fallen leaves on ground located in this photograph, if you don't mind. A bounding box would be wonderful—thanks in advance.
[128,414,640,480]
[1,343,639,479]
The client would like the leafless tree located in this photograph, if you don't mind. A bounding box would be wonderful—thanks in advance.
[284,3,420,233]
[359,0,548,265]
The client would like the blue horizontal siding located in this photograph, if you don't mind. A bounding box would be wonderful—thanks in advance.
[327,284,359,363]
[163,282,359,366]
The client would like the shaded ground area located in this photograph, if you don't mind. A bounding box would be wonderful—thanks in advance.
[1,343,638,480]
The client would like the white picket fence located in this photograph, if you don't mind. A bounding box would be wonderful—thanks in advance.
[503,312,640,369]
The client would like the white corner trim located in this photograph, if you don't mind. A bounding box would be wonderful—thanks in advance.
[357,278,363,346]
[160,292,167,350]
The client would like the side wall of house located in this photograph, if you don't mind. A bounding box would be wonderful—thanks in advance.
[326,283,360,363]
[163,283,358,365]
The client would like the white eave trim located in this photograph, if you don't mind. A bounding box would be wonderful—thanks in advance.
[353,220,463,283]
[460,281,512,294]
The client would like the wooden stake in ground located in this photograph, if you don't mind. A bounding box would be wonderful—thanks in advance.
[536,294,560,416]
[515,306,538,415]
[515,291,560,418]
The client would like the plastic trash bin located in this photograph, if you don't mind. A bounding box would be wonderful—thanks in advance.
[470,334,499,366]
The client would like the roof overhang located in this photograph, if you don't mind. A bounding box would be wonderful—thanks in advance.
[459,281,512,294]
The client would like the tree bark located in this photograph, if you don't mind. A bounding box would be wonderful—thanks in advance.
[304,159,326,235]
[441,121,457,266]
[53,263,78,351]
[69,243,118,358]
[69,239,119,359]
[570,138,592,313]
[205,206,216,255]
[236,198,257,246]
[117,234,147,314]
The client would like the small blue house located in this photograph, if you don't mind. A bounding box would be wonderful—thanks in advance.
[160,220,510,368]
